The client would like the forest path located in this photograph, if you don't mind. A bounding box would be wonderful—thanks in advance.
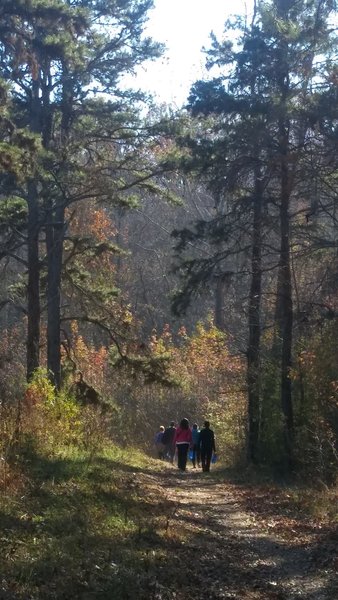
[137,467,337,600]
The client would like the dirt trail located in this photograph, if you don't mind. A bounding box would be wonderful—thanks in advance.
[138,468,337,600]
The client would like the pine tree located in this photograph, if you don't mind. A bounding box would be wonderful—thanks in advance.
[173,0,338,466]
[0,0,163,386]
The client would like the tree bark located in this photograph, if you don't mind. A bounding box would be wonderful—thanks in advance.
[46,202,65,389]
[279,169,294,463]
[274,12,294,467]
[247,173,263,464]
[277,112,294,467]
[214,274,226,330]
[46,69,71,388]
[26,181,40,379]
[26,79,41,380]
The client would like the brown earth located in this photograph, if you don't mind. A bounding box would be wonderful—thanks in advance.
[132,467,338,600]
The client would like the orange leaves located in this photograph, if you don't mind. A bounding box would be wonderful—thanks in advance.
[66,202,118,272]
[67,203,117,243]
[297,350,317,366]
[91,209,117,243]
[23,386,39,409]
[92,347,108,368]
[70,331,108,393]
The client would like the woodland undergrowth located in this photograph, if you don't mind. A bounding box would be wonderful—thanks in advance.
[0,321,337,598]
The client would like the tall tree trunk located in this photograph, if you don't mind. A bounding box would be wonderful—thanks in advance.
[27,181,40,379]
[46,203,65,389]
[274,11,294,467]
[279,178,294,464]
[277,115,294,468]
[46,69,71,388]
[247,173,263,463]
[214,273,226,330]
[26,80,41,380]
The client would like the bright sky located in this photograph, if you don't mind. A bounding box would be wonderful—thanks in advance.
[128,0,252,107]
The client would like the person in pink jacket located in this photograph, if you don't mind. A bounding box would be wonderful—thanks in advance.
[173,418,193,471]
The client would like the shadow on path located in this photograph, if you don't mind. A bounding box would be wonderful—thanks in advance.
[148,468,337,600]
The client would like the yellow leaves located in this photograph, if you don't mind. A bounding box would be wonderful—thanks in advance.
[70,320,78,337]
[25,368,56,408]
[91,208,117,242]
[297,350,317,366]
[73,333,88,361]
[181,323,233,382]
[330,380,338,393]
[70,334,108,393]
[149,324,174,357]
[149,322,245,392]
[177,325,188,339]
[122,306,133,326]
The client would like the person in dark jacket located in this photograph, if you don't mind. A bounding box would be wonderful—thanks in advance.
[154,426,165,459]
[191,423,201,468]
[173,418,193,471]
[199,421,216,472]
[162,421,176,463]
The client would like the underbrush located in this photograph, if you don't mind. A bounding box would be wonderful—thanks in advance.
[1,367,336,599]
[289,485,338,522]
[215,464,338,524]
[0,370,173,599]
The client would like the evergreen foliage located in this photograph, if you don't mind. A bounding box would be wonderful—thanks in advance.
[0,0,168,386]
[172,0,338,469]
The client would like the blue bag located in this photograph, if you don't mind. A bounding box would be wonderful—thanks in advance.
[211,453,217,464]
[189,449,194,461]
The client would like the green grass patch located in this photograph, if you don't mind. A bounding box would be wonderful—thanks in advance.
[0,443,171,599]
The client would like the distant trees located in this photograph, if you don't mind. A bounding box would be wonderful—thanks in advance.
[113,176,218,339]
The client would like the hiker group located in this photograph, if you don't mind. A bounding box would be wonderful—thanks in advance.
[154,418,216,472]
